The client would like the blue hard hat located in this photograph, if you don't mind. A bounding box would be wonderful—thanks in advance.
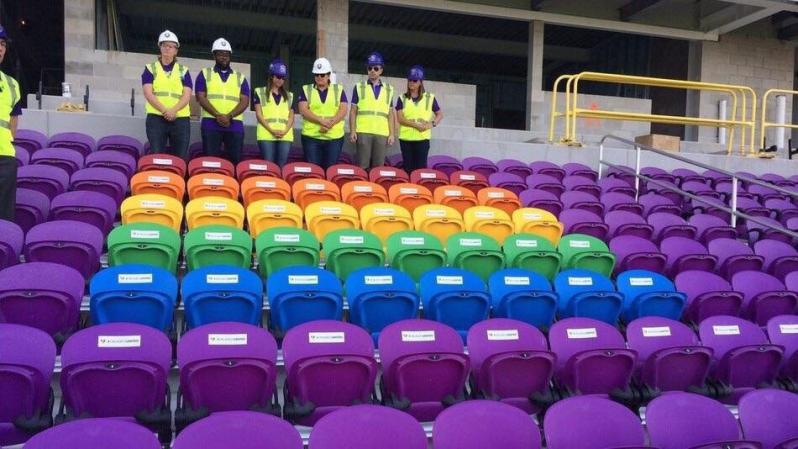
[407,65,424,81]
[0,26,8,41]
[366,52,384,67]
[269,59,288,77]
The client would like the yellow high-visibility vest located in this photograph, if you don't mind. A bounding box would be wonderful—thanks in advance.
[144,61,190,118]
[355,81,393,137]
[300,83,345,140]
[202,68,245,121]
[399,92,435,141]
[255,87,294,142]
[0,71,19,156]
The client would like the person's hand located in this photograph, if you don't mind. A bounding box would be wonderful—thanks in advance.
[320,126,330,134]
[273,129,285,139]
[321,118,334,129]
[421,121,433,131]
[163,109,177,121]
[387,134,395,146]
[216,114,230,127]
[350,131,358,143]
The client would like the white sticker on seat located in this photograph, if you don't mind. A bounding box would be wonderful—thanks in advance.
[141,200,165,208]
[306,183,325,190]
[353,185,373,193]
[568,277,593,286]
[320,207,342,214]
[515,239,538,248]
[118,273,153,284]
[460,174,476,180]
[147,176,170,183]
[337,168,355,175]
[523,213,542,220]
[399,187,418,194]
[202,161,222,168]
[365,275,393,285]
[203,202,228,211]
[98,335,141,348]
[401,330,435,342]
[459,238,482,247]
[779,324,798,334]
[475,211,495,218]
[400,237,424,245]
[294,166,311,173]
[437,275,463,285]
[642,326,671,337]
[153,158,173,165]
[379,170,396,177]
[202,178,224,186]
[629,277,654,287]
[248,164,269,171]
[425,209,446,217]
[208,334,248,346]
[488,329,519,341]
[264,204,286,212]
[207,274,239,284]
[255,181,276,188]
[289,275,318,285]
[443,190,461,197]
[205,232,232,241]
[713,325,740,335]
[374,208,395,216]
[504,276,530,286]
[568,240,590,248]
[567,328,597,339]
[419,172,437,179]
[487,192,505,199]
[274,234,300,243]
[339,235,364,244]
[131,230,160,239]
[309,332,345,343]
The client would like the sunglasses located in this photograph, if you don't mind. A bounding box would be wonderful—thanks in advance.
[408,79,420,83]
[273,75,285,80]
[367,66,382,72]
[314,73,329,78]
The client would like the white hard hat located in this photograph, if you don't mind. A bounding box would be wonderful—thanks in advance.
[312,57,333,74]
[158,30,179,47]
[212,38,232,53]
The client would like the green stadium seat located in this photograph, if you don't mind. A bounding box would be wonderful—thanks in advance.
[558,233,616,277]
[183,225,253,271]
[107,222,181,273]
[386,230,447,283]
[322,229,385,281]
[445,231,505,282]
[502,233,562,280]
[255,227,320,278]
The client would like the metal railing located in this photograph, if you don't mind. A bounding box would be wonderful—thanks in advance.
[760,88,798,152]
[550,72,758,155]
[598,134,798,239]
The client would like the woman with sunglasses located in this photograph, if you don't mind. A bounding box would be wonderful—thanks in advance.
[297,57,348,169]
[349,51,395,170]
[396,65,443,173]
[253,59,294,167]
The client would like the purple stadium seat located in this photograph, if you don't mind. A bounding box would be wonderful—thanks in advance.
[600,191,643,216]
[647,212,697,242]
[17,164,70,200]
[175,411,302,449]
[732,271,797,326]
[385,153,403,168]
[59,323,171,426]
[735,196,771,218]
[543,395,646,449]
[378,319,468,421]
[14,188,50,234]
[646,180,684,206]
[548,317,636,395]
[176,322,278,422]
[309,405,427,449]
[14,145,29,166]
[187,141,204,160]
[761,172,788,184]
[0,262,83,339]
[638,192,681,217]
[13,129,48,154]
[282,320,377,425]
[699,315,783,403]
[466,318,555,413]
[30,148,85,176]
[23,418,161,449]
[0,323,56,446]
[749,182,788,203]
[50,191,117,234]
[755,239,798,281]
[558,209,608,241]
[787,272,798,294]
[682,180,718,199]
[745,217,792,245]
[767,314,798,383]
[641,166,676,184]
[529,161,565,180]
[23,220,103,279]
[562,162,597,181]
[561,191,604,216]
[433,400,542,449]
[0,220,23,270]
[519,188,563,217]
[707,238,764,279]
[609,235,667,275]
[47,132,96,158]
[562,175,601,198]
[428,155,462,176]
[716,181,754,202]
[242,144,261,161]
[626,316,711,392]
[496,159,532,178]
[604,210,653,240]
[739,389,798,449]
[689,213,737,244]
[598,177,636,196]
[462,156,497,178]
[606,164,636,186]
[672,167,707,186]
[96,135,144,160]
[765,198,798,224]
[85,150,137,178]
[525,174,565,197]
[704,169,731,187]
[675,270,743,324]
[660,236,717,277]
[692,196,732,223]
[488,172,526,196]
[647,392,759,449]
[69,167,128,206]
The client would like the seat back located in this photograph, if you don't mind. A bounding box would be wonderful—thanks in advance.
[236,159,281,182]
[325,163,368,188]
[185,196,245,231]
[184,225,253,271]
[419,267,491,338]
[283,162,325,186]
[451,170,489,194]
[304,201,360,242]
[554,269,623,324]
[558,209,609,241]
[755,239,798,281]
[181,265,263,328]
[368,166,409,190]
[240,175,291,206]
[488,268,557,329]
[387,182,433,213]
[410,168,449,190]
[292,178,341,209]
[512,207,563,245]
[48,132,96,158]
[188,156,235,177]
[137,153,187,177]
[255,227,320,278]
[187,173,240,201]
[322,229,384,281]
[340,181,389,211]
[558,233,616,277]
[17,164,70,199]
[24,419,162,449]
[385,230,446,283]
[767,314,798,381]
[434,400,541,449]
[130,169,186,200]
[445,231,505,282]
[308,404,426,449]
[660,236,717,276]
[70,167,128,206]
[462,205,514,245]
[543,396,646,449]
[433,185,478,215]
[266,266,343,334]
[478,186,522,214]
[709,238,764,279]
[30,147,85,176]
[24,220,103,279]
[411,204,464,246]
[502,233,562,280]
[14,188,50,233]
[246,199,303,237]
[732,271,797,326]
[616,269,686,321]
[345,267,419,340]
[121,194,184,232]
[675,270,743,323]
[0,219,23,271]
[359,203,413,244]
[739,389,798,449]
[107,223,181,273]
[50,190,117,235]
[609,235,667,276]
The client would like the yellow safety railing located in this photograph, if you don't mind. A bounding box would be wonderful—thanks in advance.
[549,71,758,155]
[760,89,798,152]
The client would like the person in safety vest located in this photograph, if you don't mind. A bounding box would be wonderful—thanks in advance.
[141,30,193,159]
[396,65,443,173]
[195,38,250,164]
[297,57,348,170]
[0,26,21,221]
[253,59,294,168]
[348,51,395,170]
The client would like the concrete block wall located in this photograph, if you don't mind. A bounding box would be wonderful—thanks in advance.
[317,0,349,74]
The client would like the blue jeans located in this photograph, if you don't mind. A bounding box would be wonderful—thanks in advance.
[301,135,344,169]
[202,128,244,164]
[145,114,190,159]
[258,140,291,167]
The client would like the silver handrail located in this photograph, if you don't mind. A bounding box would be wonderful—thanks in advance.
[597,134,798,240]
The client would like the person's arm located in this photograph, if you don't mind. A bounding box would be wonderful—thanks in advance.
[349,86,358,143]
[285,109,295,136]
[298,101,329,126]
[142,84,169,115]
[387,107,396,145]
[432,109,443,127]
[9,116,17,139]
[331,90,348,125]
[396,107,425,131]
[228,78,250,121]
[167,69,193,119]
[195,71,226,125]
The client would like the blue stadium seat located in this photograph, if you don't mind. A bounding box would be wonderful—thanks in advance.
[89,264,178,331]
[266,266,343,335]
[553,268,623,324]
[344,266,419,341]
[419,267,491,340]
[488,268,558,330]
[181,265,264,328]
[616,269,686,322]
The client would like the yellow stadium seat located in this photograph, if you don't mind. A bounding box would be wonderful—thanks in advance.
[360,203,414,244]
[463,206,514,245]
[477,187,522,216]
[412,204,464,246]
[304,201,360,242]
[512,207,564,246]
[433,185,478,215]
[246,199,303,238]
[185,196,245,231]
[240,175,291,206]
[187,173,240,200]
[340,181,388,211]
[121,193,184,232]
[388,182,433,213]
[292,178,341,210]
[130,170,185,201]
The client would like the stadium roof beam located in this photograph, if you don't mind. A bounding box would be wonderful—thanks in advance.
[778,22,798,40]
[619,0,664,22]
[700,4,782,34]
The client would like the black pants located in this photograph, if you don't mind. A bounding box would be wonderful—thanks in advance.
[399,139,430,174]
[145,114,190,159]
[202,128,244,165]
[0,156,17,221]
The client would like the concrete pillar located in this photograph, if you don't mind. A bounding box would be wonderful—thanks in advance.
[317,0,349,75]
[526,20,544,131]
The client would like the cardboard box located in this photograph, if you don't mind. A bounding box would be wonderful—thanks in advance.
[635,134,681,152]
